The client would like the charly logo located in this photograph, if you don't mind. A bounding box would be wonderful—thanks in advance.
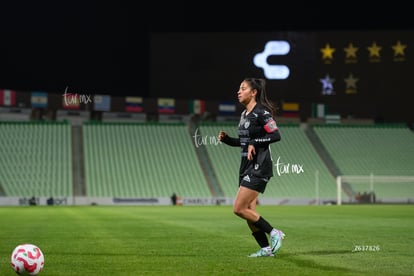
[253,41,290,80]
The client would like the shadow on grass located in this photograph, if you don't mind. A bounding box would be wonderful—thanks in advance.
[278,250,360,274]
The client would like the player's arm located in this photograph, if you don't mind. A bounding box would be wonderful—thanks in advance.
[249,117,281,147]
[218,131,240,147]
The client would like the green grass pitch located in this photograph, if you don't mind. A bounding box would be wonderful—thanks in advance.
[0,205,413,275]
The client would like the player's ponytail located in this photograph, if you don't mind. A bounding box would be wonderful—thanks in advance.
[244,78,278,117]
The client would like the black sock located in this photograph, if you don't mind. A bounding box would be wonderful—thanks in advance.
[252,230,269,248]
[253,216,273,234]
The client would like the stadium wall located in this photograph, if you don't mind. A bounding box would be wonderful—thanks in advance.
[0,196,329,206]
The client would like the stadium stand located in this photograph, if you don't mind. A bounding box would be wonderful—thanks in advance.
[0,121,73,197]
[1,113,413,205]
[312,124,414,200]
[312,124,414,175]
[82,122,211,198]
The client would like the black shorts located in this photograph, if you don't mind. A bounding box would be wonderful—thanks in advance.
[239,174,270,193]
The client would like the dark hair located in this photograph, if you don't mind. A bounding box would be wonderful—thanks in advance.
[243,78,277,116]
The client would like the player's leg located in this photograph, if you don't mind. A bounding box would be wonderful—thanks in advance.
[234,183,285,255]
[234,186,273,257]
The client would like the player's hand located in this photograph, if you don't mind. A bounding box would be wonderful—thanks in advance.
[247,145,256,160]
[218,131,226,141]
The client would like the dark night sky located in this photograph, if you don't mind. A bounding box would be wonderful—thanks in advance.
[0,2,412,97]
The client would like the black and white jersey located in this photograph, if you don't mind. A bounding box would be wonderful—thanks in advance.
[221,103,281,179]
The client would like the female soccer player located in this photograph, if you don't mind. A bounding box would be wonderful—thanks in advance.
[218,78,285,257]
